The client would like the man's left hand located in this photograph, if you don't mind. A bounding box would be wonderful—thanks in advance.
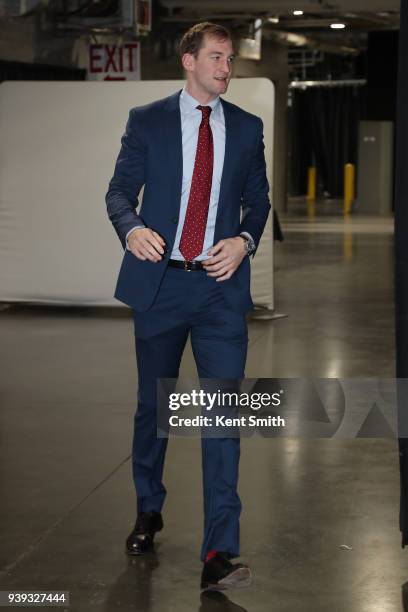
[202,237,247,282]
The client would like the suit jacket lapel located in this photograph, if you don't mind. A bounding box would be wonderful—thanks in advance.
[163,91,183,213]
[217,98,240,218]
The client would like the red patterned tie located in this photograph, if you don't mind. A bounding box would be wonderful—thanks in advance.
[179,105,214,261]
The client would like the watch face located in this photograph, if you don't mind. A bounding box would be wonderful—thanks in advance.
[247,238,255,255]
[240,234,255,255]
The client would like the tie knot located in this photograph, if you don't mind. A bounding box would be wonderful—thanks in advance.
[197,105,212,120]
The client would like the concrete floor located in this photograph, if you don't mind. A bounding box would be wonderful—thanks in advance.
[1,212,406,612]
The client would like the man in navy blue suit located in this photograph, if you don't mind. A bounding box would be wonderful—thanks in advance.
[106,22,271,590]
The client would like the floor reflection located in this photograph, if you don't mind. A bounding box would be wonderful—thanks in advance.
[402,581,408,611]
[199,591,248,612]
[105,553,160,611]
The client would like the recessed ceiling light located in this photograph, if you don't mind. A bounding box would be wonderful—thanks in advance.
[268,16,280,23]
[330,23,346,29]
[293,10,303,16]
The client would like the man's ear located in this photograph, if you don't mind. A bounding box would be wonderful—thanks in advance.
[181,53,195,73]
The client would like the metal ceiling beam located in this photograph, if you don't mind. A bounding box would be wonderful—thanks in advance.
[275,16,397,29]
[160,0,323,9]
[263,29,360,55]
[159,0,400,13]
[160,14,257,22]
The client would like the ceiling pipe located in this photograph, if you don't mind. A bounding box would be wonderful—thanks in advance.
[289,78,367,87]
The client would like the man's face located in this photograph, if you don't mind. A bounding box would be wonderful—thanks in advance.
[183,34,235,101]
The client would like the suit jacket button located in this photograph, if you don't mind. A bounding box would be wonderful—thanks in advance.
[171,217,178,224]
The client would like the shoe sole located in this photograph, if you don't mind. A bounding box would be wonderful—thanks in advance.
[126,536,155,556]
[201,567,252,591]
[126,546,153,556]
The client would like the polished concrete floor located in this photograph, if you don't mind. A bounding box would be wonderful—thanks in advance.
[1,212,406,611]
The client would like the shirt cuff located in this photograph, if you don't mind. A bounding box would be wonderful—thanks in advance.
[239,231,254,243]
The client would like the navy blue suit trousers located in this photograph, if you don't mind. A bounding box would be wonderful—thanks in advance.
[132,266,247,560]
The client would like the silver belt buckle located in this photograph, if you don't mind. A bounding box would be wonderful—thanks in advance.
[184,260,191,272]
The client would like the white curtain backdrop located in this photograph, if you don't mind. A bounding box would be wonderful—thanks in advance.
[0,79,274,308]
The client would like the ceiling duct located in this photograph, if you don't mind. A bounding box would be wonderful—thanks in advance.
[239,17,262,60]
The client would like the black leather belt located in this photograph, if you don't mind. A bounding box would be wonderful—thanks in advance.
[168,259,205,271]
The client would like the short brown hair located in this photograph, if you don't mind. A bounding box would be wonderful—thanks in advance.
[179,22,232,59]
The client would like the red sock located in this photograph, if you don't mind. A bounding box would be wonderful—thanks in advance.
[205,550,217,563]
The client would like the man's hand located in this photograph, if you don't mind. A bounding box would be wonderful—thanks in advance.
[127,228,166,262]
[202,237,247,282]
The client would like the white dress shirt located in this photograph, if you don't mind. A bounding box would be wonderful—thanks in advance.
[126,88,252,258]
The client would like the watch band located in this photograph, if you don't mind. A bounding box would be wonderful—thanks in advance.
[240,233,256,256]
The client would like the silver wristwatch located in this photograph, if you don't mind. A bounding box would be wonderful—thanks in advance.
[240,234,256,256]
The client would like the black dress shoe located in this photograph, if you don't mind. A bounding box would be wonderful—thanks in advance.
[200,552,252,591]
[126,511,163,556]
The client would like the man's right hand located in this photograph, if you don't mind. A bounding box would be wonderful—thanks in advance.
[127,228,166,262]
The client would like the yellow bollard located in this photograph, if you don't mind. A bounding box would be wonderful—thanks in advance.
[307,166,316,201]
[344,163,355,215]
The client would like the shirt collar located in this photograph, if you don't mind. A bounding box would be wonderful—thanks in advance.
[180,87,220,116]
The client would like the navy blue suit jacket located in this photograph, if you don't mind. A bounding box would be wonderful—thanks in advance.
[106,90,271,313]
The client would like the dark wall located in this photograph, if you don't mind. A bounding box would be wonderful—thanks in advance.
[0,59,85,82]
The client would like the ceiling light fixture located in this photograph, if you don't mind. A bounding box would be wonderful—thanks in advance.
[330,23,346,29]
[293,10,303,16]
[268,16,280,23]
